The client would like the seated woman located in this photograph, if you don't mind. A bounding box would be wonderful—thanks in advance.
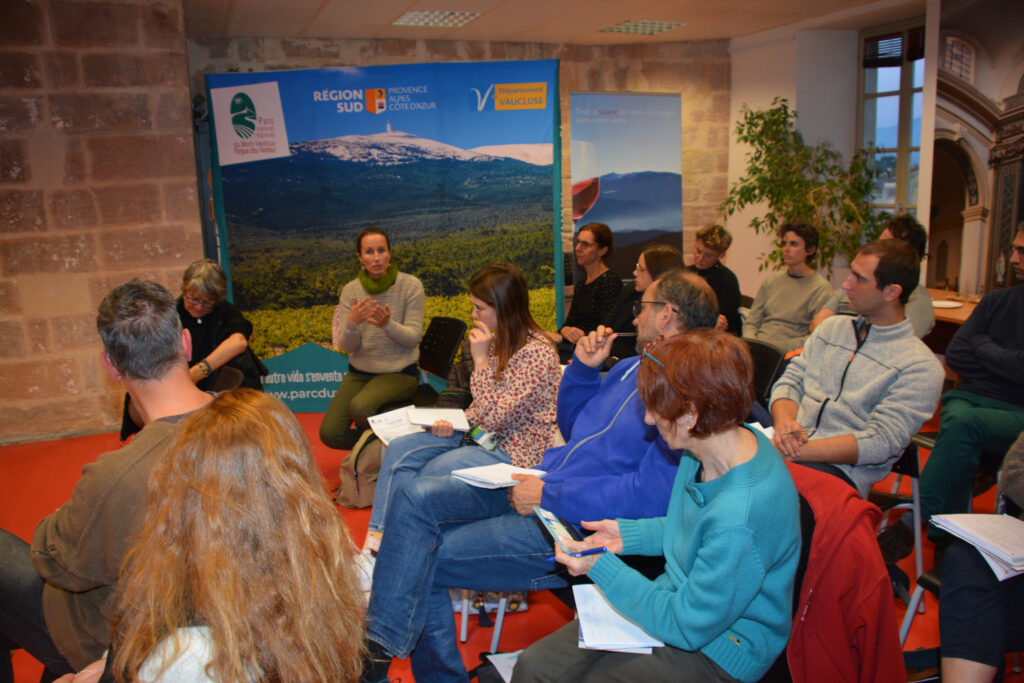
[320,227,425,450]
[742,222,833,353]
[122,258,264,439]
[512,331,801,683]
[71,390,364,683]
[604,244,681,359]
[685,224,742,335]
[938,430,1024,683]
[359,262,561,559]
[556,223,621,345]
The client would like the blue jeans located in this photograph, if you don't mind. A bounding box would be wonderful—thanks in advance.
[368,431,511,534]
[365,470,568,682]
[0,529,74,683]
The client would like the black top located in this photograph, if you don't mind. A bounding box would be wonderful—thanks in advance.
[603,286,642,359]
[563,270,622,335]
[686,262,742,335]
[176,297,264,390]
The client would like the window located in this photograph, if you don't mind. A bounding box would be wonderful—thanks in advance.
[942,36,975,83]
[860,24,925,217]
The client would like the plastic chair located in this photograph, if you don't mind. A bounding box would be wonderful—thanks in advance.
[742,338,785,407]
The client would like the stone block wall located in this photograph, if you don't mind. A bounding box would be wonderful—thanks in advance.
[187,37,732,253]
[0,0,202,444]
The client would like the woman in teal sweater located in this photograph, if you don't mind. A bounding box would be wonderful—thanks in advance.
[513,331,801,683]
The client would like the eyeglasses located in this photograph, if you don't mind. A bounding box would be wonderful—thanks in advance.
[634,262,647,272]
[632,300,675,318]
[576,239,596,249]
[641,338,665,368]
[183,293,216,308]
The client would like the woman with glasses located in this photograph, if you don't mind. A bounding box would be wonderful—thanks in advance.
[603,245,682,359]
[121,259,264,439]
[512,331,800,683]
[556,223,622,345]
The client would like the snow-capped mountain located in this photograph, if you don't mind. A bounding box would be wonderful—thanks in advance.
[293,128,494,165]
[469,144,552,166]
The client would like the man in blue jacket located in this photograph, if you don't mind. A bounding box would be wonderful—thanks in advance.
[360,270,718,683]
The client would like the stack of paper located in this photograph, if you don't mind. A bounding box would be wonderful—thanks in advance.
[572,584,663,653]
[366,406,469,445]
[931,514,1024,580]
[451,463,546,488]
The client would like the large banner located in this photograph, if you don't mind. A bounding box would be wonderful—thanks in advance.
[206,60,559,411]
[570,93,682,282]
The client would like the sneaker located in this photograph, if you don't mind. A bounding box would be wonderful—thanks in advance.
[354,548,376,596]
[878,521,915,564]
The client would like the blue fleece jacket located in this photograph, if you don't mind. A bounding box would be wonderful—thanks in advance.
[538,356,679,523]
[587,427,800,683]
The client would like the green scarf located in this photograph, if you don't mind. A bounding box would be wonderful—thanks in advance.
[358,262,398,294]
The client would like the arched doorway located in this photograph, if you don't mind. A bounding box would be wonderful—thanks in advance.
[928,141,967,289]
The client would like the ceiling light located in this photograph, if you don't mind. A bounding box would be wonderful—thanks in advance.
[600,19,685,35]
[392,11,480,28]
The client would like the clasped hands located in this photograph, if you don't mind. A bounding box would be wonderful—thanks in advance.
[348,296,391,328]
[771,419,811,460]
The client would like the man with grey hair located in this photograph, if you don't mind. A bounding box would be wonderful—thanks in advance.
[0,280,212,680]
[360,270,723,682]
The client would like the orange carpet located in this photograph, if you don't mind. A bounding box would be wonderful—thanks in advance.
[2,412,1022,682]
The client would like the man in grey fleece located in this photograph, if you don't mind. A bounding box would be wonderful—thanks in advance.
[770,240,944,498]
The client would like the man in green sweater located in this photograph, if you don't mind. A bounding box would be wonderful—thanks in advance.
[0,280,213,680]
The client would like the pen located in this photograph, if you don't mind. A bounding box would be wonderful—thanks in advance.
[545,546,608,562]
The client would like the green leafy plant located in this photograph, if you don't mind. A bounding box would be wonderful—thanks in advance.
[719,97,886,275]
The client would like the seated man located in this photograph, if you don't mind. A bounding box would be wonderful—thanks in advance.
[883,226,1024,561]
[0,281,212,678]
[742,221,833,353]
[811,213,935,338]
[359,271,719,683]
[686,223,742,334]
[770,240,944,498]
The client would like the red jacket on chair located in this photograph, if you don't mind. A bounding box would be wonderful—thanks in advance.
[785,463,905,683]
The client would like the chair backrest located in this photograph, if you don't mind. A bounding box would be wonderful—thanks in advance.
[419,316,468,379]
[743,338,785,406]
[891,443,921,478]
[740,294,755,309]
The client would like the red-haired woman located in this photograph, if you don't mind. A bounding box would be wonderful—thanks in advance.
[513,331,801,683]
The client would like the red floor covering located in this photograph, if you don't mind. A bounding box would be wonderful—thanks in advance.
[2,412,1021,682]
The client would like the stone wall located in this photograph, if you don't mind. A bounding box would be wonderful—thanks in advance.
[187,37,732,250]
[0,0,202,444]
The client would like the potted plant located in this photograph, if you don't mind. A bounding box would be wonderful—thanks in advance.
[720,97,886,276]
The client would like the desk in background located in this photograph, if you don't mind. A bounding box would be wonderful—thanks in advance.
[923,288,979,356]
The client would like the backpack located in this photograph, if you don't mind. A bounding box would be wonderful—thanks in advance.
[336,430,384,508]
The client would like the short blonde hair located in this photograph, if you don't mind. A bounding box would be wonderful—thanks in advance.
[695,224,733,254]
[181,258,227,302]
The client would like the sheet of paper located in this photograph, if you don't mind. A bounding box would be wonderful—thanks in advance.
[451,463,546,488]
[366,406,419,445]
[407,407,471,431]
[485,650,522,682]
[931,514,1024,569]
[572,584,663,651]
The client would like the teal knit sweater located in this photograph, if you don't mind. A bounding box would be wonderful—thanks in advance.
[587,427,800,682]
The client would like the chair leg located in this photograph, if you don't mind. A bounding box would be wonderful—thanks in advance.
[879,474,904,531]
[911,480,925,614]
[900,585,926,646]
[1013,652,1021,674]
[460,590,470,643]
[490,597,508,653]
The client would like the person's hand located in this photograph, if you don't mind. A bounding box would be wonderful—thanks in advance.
[347,296,378,325]
[715,314,728,331]
[54,658,106,683]
[551,519,622,575]
[772,420,809,460]
[574,325,617,369]
[368,303,391,328]
[431,420,454,437]
[508,474,544,515]
[561,326,585,344]
[468,320,493,368]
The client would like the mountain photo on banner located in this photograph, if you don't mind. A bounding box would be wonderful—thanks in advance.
[206,62,558,359]
[570,93,683,281]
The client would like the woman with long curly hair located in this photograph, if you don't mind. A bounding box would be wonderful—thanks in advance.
[92,389,363,682]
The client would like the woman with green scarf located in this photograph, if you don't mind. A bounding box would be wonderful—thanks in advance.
[320,227,425,450]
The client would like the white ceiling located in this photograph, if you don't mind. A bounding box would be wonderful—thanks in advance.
[182,0,914,44]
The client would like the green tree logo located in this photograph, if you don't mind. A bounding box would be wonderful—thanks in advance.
[230,93,257,139]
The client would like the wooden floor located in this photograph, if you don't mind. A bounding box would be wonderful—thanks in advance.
[1,412,1021,682]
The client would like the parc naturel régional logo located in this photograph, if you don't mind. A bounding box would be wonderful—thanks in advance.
[494,82,547,110]
[230,92,256,138]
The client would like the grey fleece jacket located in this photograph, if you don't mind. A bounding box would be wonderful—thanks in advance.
[770,315,944,497]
